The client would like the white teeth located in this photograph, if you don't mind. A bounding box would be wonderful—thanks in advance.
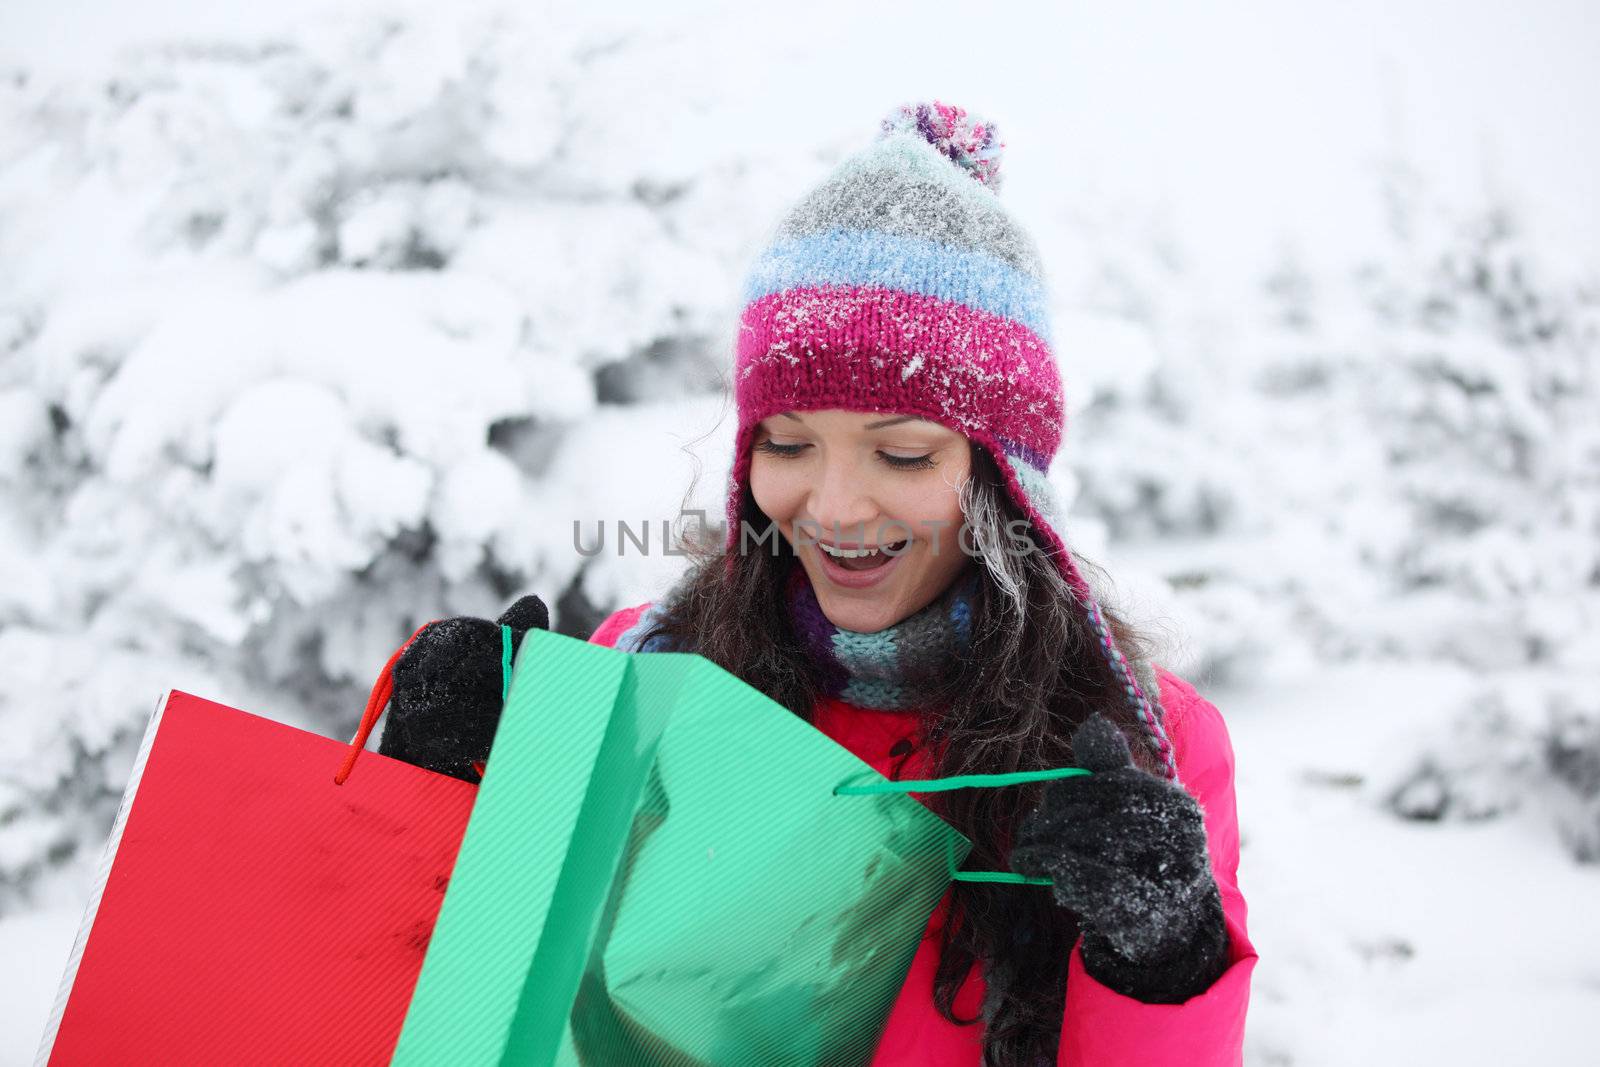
[819,543,880,559]
[818,540,907,559]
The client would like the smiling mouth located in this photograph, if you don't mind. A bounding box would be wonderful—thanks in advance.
[817,539,910,570]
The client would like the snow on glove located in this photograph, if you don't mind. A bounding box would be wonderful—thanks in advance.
[377,594,549,784]
[1010,712,1229,1004]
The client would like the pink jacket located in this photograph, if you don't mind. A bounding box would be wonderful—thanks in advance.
[589,603,1257,1066]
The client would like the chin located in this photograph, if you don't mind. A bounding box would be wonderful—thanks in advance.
[820,603,898,634]
[811,578,914,633]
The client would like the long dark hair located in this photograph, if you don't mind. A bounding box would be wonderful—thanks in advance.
[634,443,1163,1067]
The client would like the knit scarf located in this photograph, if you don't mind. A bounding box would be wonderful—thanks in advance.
[618,561,1164,728]
[783,563,981,711]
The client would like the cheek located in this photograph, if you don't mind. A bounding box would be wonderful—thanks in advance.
[887,477,965,540]
[748,457,804,520]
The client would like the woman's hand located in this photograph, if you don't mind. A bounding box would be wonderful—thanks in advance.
[377,595,549,783]
[1010,712,1229,1004]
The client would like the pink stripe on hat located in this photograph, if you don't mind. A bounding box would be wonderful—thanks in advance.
[736,285,1064,459]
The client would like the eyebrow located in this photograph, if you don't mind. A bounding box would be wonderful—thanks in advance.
[778,413,928,430]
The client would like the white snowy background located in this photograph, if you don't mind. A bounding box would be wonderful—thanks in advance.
[2,1,1597,1063]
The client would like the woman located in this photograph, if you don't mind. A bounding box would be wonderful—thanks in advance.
[381,100,1257,1066]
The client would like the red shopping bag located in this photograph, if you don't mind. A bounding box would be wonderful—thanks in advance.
[39,625,476,1065]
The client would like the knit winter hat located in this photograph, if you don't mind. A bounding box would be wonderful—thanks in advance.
[724,100,1177,781]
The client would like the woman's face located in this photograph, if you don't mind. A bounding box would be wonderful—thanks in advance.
[748,408,974,633]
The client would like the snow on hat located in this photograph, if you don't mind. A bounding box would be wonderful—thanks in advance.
[723,99,1178,781]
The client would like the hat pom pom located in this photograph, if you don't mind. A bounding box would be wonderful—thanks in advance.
[879,99,1006,189]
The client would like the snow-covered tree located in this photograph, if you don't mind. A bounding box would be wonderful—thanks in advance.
[0,11,800,910]
[1352,163,1600,670]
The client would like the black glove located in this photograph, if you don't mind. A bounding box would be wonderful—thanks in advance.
[377,595,549,783]
[1010,712,1229,1004]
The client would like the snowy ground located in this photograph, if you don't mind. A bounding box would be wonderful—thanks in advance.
[1,907,79,1066]
[1227,662,1600,1065]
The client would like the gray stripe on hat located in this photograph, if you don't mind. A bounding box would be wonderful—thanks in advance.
[774,132,1046,278]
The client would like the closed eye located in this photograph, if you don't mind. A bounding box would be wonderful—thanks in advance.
[754,440,807,459]
[879,452,936,471]
[754,440,936,471]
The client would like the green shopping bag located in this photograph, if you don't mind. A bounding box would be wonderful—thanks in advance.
[392,628,1085,1066]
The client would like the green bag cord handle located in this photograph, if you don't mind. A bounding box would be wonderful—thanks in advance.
[504,623,1081,887]
[835,767,1092,886]
[501,624,514,705]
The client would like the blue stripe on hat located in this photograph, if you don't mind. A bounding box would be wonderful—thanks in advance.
[743,229,1052,342]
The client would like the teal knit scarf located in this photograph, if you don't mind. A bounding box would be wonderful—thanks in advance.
[783,563,980,711]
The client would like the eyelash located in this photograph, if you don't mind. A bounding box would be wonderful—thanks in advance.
[754,440,937,471]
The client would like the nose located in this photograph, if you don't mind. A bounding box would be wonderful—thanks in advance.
[806,453,877,542]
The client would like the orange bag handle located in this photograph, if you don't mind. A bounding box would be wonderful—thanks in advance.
[334,620,438,785]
